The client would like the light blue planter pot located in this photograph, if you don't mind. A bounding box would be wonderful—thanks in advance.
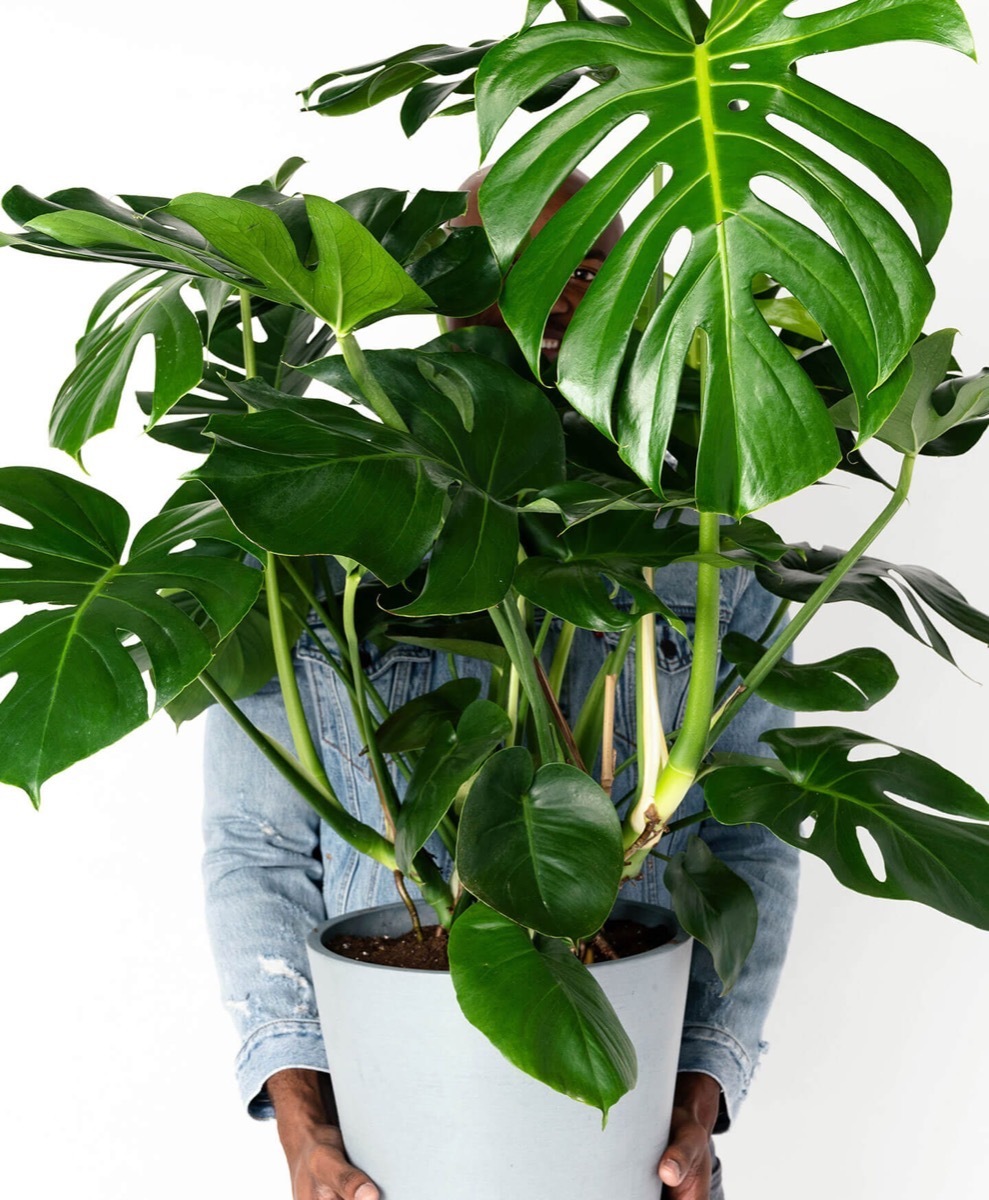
[307,898,692,1200]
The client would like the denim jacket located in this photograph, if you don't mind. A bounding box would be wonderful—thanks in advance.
[201,561,799,1128]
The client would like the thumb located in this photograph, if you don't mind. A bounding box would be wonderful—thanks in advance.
[658,1120,709,1188]
[350,1181,380,1200]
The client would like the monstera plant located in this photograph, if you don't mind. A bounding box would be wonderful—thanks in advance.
[2,0,988,1121]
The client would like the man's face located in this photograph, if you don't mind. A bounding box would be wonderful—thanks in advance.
[448,179,623,364]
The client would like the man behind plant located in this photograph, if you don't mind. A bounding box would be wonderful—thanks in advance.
[202,171,799,1200]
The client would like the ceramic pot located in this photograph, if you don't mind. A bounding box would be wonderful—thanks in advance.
[307,898,692,1200]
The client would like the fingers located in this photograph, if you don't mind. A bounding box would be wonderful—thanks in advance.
[292,1130,380,1200]
[658,1116,712,1200]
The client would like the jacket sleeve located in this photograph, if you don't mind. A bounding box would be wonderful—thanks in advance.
[675,570,800,1128]
[201,675,330,1120]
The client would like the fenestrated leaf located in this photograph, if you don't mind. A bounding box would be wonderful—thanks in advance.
[756,547,989,668]
[721,633,898,712]
[704,727,989,929]
[165,193,431,334]
[50,273,204,458]
[376,676,482,753]
[457,746,623,939]
[394,700,511,874]
[664,835,757,994]
[448,902,636,1116]
[0,469,261,803]
[474,0,974,515]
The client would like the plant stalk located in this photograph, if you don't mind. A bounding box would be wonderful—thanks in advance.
[342,568,402,835]
[624,515,722,859]
[707,452,918,749]
[489,595,561,765]
[266,553,335,797]
[339,331,409,432]
[239,289,257,379]
[200,672,396,869]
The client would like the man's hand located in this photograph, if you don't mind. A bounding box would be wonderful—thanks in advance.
[268,1069,379,1200]
[657,1072,722,1200]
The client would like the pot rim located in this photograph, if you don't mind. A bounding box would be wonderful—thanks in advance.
[307,897,690,975]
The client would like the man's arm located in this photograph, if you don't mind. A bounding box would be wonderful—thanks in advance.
[269,1069,379,1200]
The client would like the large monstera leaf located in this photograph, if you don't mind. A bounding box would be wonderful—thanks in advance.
[705,728,989,929]
[474,0,975,515]
[0,469,262,802]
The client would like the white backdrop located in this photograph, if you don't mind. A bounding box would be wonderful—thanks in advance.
[1,3,986,1197]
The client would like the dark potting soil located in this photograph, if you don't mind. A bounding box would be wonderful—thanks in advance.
[326,917,674,971]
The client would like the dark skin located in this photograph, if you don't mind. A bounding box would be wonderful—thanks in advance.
[269,171,722,1200]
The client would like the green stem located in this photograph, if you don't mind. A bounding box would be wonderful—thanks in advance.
[546,620,576,699]
[200,672,396,869]
[572,624,635,772]
[624,514,722,858]
[342,569,402,830]
[707,453,917,750]
[489,595,560,765]
[339,331,408,432]
[632,569,666,822]
[239,290,257,380]
[712,594,792,709]
[266,554,335,798]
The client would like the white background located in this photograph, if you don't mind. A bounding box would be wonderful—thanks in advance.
[0,2,986,1197]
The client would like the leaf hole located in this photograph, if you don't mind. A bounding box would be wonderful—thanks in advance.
[764,113,920,254]
[799,815,816,839]
[729,63,751,72]
[0,508,33,531]
[832,671,870,703]
[847,742,898,764]
[728,99,750,113]
[170,539,197,554]
[0,672,17,706]
[855,826,887,883]
[663,225,694,276]
[749,175,841,253]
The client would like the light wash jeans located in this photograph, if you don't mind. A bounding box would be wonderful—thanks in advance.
[202,560,799,1159]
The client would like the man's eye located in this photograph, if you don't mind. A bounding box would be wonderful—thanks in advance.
[572,266,597,283]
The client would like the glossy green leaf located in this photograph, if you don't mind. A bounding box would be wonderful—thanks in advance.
[301,42,494,116]
[721,633,898,712]
[50,273,203,458]
[704,727,989,929]
[406,226,502,317]
[191,397,446,587]
[457,746,623,939]
[448,902,636,1115]
[0,469,261,802]
[664,835,758,994]
[475,0,974,514]
[376,677,482,753]
[514,557,683,633]
[295,350,564,611]
[166,193,431,334]
[756,547,989,668]
[395,700,511,874]
[831,329,966,453]
[879,334,989,453]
